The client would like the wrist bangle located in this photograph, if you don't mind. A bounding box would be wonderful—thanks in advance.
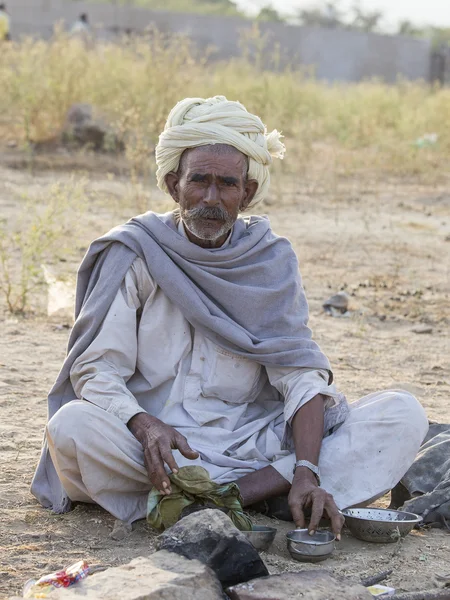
[293,459,321,486]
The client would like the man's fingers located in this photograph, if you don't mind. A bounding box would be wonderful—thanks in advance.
[326,501,345,540]
[289,498,306,529]
[160,444,179,474]
[309,493,326,534]
[145,447,171,495]
[175,435,199,460]
[143,447,153,480]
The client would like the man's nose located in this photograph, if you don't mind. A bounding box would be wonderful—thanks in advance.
[203,183,220,205]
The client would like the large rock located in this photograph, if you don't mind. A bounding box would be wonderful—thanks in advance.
[33,551,223,599]
[227,570,373,600]
[62,103,123,152]
[156,508,268,587]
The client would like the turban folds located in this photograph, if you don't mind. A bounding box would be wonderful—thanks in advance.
[155,95,285,208]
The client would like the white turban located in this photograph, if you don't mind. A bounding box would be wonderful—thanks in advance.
[155,95,285,208]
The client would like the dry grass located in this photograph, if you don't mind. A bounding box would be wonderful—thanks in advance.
[0,30,449,182]
[0,179,88,314]
[0,30,449,314]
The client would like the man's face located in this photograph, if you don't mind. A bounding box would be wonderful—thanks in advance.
[165,146,258,248]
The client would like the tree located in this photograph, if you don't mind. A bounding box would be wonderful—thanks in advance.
[297,1,345,28]
[397,20,423,37]
[428,26,450,48]
[257,5,285,23]
[350,2,383,32]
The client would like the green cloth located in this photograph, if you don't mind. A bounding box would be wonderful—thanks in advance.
[147,466,252,531]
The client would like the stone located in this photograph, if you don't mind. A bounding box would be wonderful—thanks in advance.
[412,325,433,334]
[156,508,268,587]
[226,570,373,600]
[37,551,223,599]
[323,291,350,314]
[62,104,123,152]
[109,519,132,541]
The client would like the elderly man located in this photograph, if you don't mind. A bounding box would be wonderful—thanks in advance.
[32,96,428,536]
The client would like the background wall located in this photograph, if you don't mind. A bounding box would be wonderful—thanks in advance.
[9,0,432,83]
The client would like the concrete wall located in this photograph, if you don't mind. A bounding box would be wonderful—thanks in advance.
[9,0,432,83]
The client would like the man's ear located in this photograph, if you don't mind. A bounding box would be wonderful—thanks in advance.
[165,172,180,204]
[240,179,258,211]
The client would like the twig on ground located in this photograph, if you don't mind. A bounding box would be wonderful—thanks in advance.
[391,537,404,558]
[361,569,393,587]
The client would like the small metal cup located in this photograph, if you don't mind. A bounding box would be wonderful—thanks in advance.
[286,529,335,562]
[243,525,277,551]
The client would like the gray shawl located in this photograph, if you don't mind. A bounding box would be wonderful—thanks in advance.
[31,210,331,512]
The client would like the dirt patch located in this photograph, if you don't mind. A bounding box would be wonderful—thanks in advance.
[0,155,449,598]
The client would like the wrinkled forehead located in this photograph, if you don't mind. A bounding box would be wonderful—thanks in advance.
[178,145,249,177]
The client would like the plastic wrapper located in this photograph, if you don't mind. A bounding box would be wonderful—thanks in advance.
[367,585,396,597]
[23,560,89,598]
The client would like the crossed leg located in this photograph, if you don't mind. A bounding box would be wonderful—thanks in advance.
[46,390,427,523]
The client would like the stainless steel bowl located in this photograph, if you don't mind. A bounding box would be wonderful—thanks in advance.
[342,507,422,543]
[286,529,335,562]
[243,525,277,551]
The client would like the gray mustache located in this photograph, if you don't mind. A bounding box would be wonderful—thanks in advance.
[184,206,230,221]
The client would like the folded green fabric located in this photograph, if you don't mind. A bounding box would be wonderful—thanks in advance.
[147,465,252,531]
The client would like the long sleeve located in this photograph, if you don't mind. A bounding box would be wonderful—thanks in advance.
[266,366,349,452]
[70,258,155,424]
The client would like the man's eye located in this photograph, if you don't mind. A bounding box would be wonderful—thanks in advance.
[224,180,236,187]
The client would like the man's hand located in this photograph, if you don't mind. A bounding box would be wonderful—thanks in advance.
[128,413,199,495]
[288,467,344,540]
[289,394,344,539]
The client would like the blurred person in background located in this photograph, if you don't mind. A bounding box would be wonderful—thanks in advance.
[0,3,11,41]
[70,13,89,35]
[69,13,93,47]
[31,96,428,536]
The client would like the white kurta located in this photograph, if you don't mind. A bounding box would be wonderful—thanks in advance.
[68,255,345,485]
[45,225,429,523]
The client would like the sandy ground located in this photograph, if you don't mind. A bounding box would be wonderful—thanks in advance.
[0,152,449,598]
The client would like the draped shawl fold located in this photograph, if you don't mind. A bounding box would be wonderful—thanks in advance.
[31,210,331,512]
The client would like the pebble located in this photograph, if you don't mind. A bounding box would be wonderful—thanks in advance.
[323,291,350,314]
[412,325,433,334]
[109,520,132,541]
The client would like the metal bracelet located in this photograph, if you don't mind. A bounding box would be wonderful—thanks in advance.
[293,459,321,486]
